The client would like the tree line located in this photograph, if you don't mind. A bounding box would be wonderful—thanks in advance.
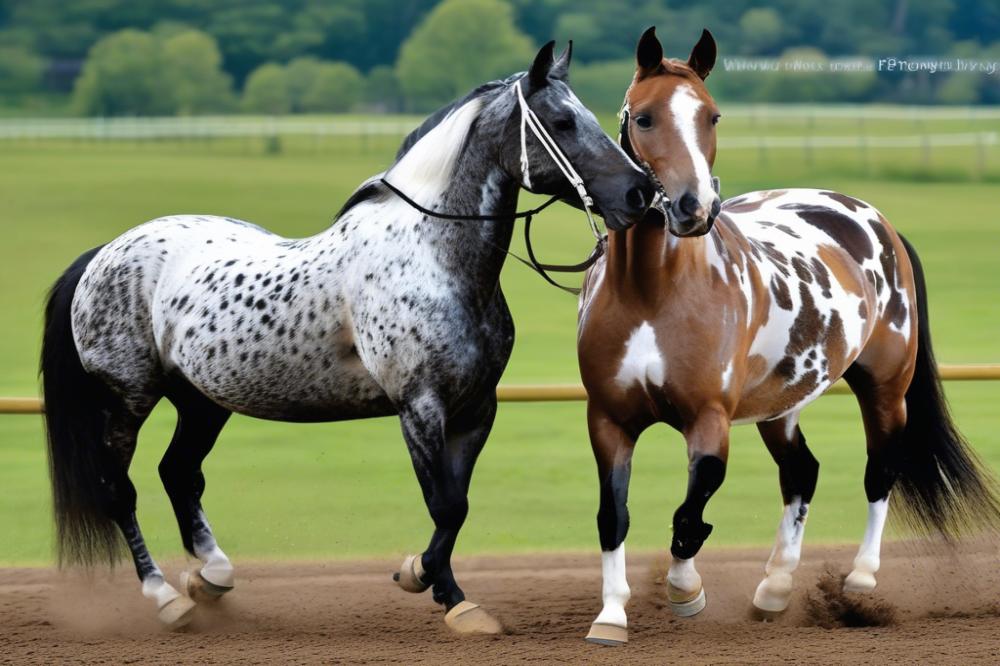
[1,0,998,115]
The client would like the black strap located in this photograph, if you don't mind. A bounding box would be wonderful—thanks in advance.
[523,214,605,294]
[380,178,559,221]
[379,178,603,295]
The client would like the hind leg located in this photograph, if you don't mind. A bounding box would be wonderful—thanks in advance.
[843,363,908,593]
[394,393,500,634]
[103,400,197,628]
[160,379,234,602]
[752,412,820,613]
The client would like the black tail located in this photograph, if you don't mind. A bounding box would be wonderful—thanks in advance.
[892,235,1000,538]
[41,246,126,567]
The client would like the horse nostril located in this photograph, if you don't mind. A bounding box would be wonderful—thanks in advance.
[625,186,646,212]
[679,193,700,216]
[710,198,721,218]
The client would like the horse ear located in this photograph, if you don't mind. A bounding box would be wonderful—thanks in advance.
[551,41,572,82]
[528,41,556,90]
[636,26,663,80]
[687,29,717,80]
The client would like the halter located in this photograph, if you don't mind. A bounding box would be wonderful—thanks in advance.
[513,80,602,242]
[380,79,605,295]
[618,98,721,215]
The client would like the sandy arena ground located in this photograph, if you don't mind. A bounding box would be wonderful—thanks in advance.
[3,540,999,664]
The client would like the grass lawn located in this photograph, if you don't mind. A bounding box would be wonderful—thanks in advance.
[0,110,998,565]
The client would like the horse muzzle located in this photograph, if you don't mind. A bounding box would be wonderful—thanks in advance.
[667,194,720,238]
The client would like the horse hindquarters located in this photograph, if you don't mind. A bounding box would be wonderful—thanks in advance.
[43,248,197,627]
[843,235,1000,593]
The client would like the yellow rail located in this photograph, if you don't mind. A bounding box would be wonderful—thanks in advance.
[3,364,999,414]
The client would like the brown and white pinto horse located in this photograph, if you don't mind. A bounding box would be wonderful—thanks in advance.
[579,27,1000,646]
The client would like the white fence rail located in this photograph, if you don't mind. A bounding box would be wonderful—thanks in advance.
[0,117,420,140]
[722,132,997,149]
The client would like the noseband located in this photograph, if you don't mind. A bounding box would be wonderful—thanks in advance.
[380,79,607,295]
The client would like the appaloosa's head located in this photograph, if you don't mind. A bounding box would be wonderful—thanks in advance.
[502,41,654,230]
[621,27,721,237]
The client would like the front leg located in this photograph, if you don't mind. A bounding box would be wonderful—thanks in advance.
[585,404,637,647]
[667,406,730,617]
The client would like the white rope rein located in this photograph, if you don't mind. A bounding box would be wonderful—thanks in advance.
[514,80,602,241]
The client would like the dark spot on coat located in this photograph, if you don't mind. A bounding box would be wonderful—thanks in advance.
[792,257,813,283]
[778,204,873,263]
[770,276,793,310]
[819,191,868,212]
[776,356,797,379]
[775,224,801,239]
[810,258,832,298]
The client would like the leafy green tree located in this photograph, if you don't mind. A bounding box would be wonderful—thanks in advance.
[301,62,363,112]
[161,29,235,114]
[285,56,323,112]
[395,0,535,111]
[0,45,45,94]
[72,29,172,115]
[365,65,403,112]
[242,63,291,114]
[739,8,784,55]
[569,59,633,114]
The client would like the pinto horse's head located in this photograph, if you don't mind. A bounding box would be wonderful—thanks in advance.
[621,27,721,237]
[501,41,655,231]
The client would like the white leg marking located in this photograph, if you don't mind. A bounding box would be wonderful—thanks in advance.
[667,556,702,596]
[594,544,630,628]
[197,545,235,588]
[193,510,234,588]
[667,556,706,616]
[845,498,889,592]
[753,496,808,612]
[142,574,183,609]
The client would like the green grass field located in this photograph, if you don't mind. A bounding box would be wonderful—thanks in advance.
[1,109,998,565]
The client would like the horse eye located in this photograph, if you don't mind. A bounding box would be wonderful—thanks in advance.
[711,113,721,126]
[634,115,653,129]
[553,117,575,132]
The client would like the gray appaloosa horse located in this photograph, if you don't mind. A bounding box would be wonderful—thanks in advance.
[41,42,653,633]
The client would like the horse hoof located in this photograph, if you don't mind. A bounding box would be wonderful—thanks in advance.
[444,601,502,635]
[669,585,706,617]
[585,622,627,646]
[181,570,233,603]
[158,595,196,629]
[843,570,877,594]
[394,554,430,593]
[752,573,793,613]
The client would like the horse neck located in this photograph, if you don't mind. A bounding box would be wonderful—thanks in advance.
[604,222,718,306]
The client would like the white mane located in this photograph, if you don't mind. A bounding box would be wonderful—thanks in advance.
[385,97,486,207]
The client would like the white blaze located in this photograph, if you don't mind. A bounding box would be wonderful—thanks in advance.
[669,84,717,211]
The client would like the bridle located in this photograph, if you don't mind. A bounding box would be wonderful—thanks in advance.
[380,78,606,295]
[618,97,721,219]
[618,99,673,219]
